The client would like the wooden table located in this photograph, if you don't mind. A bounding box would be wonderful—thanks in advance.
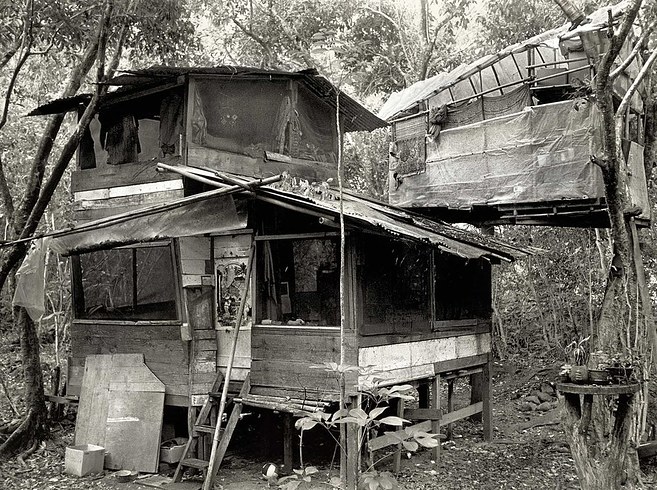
[556,382,640,434]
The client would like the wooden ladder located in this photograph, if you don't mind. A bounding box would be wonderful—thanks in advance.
[173,374,250,489]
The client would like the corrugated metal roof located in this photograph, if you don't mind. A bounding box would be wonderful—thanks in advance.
[255,186,530,262]
[378,0,630,121]
[29,65,387,132]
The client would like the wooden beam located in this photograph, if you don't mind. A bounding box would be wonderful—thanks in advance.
[283,413,294,473]
[446,380,454,440]
[368,419,445,452]
[255,232,340,241]
[482,358,493,441]
[432,375,440,461]
[440,402,483,426]
[404,408,441,421]
[434,354,489,374]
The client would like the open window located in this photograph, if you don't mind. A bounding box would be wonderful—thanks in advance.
[73,242,179,321]
[78,89,184,169]
[256,238,339,326]
[359,236,431,335]
[433,252,491,326]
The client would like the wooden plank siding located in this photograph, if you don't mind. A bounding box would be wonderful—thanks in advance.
[357,333,491,387]
[358,319,491,348]
[68,321,189,404]
[250,325,341,400]
[71,160,182,193]
[187,146,336,183]
[71,161,184,223]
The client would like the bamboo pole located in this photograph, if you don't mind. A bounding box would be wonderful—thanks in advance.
[203,242,255,490]
[0,175,281,249]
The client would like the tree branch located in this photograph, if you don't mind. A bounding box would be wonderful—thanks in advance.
[252,0,314,68]
[11,5,105,237]
[597,0,643,94]
[230,16,277,66]
[610,22,655,80]
[614,47,657,143]
[360,5,413,85]
[0,0,34,133]
[0,156,15,225]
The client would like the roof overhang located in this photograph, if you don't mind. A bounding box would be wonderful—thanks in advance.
[45,169,530,262]
[29,66,387,133]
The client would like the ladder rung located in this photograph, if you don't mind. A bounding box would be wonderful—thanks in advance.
[208,392,231,399]
[194,424,217,434]
[181,458,209,469]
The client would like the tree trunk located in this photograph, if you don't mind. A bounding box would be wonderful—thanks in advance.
[0,308,48,460]
[552,1,648,488]
[562,389,639,489]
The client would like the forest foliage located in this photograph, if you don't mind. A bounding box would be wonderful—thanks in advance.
[0,0,654,361]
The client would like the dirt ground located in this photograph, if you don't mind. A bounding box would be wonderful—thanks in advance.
[2,339,657,489]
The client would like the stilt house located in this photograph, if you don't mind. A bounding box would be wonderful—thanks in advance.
[32,66,528,478]
[379,0,650,227]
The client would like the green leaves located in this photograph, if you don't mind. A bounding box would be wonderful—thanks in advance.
[277,466,320,489]
[359,470,398,490]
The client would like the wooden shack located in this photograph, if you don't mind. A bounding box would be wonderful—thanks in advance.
[33,66,528,478]
[379,1,650,227]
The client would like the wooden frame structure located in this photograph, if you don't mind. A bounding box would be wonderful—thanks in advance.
[32,66,529,478]
[379,2,650,227]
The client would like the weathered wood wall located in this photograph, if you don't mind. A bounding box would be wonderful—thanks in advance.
[250,325,341,400]
[187,146,336,183]
[71,160,184,223]
[68,321,189,406]
[179,233,253,403]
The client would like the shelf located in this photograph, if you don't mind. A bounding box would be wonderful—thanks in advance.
[556,382,640,395]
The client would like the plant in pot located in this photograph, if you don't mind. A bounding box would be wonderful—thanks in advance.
[587,350,611,385]
[563,336,590,383]
[606,352,636,384]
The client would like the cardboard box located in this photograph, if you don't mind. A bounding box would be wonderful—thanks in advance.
[65,444,105,477]
[160,438,187,464]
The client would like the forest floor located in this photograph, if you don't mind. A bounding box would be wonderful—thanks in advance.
[2,336,657,489]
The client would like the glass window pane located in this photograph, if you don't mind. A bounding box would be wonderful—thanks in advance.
[77,244,177,320]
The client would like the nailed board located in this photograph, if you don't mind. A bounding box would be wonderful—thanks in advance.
[75,354,143,446]
[75,354,165,472]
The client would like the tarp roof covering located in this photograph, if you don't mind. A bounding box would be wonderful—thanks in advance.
[29,66,387,133]
[46,171,529,262]
[378,0,633,121]
[49,190,247,255]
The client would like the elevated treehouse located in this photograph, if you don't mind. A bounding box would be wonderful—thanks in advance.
[379,2,650,227]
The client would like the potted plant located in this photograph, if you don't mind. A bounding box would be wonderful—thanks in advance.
[587,350,611,385]
[606,352,636,384]
[562,336,590,383]
[558,364,572,383]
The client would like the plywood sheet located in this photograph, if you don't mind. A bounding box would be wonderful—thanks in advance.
[104,391,164,471]
[75,354,143,446]
[75,354,165,473]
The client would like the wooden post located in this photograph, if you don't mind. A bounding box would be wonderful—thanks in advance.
[446,380,454,440]
[345,395,360,490]
[482,356,493,441]
[393,398,404,473]
[203,243,255,490]
[432,375,441,461]
[283,413,294,474]
[469,373,483,422]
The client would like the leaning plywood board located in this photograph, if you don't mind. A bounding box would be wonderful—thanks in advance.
[75,354,165,473]
[104,372,165,472]
[75,354,144,446]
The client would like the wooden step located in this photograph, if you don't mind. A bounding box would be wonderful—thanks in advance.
[181,458,210,470]
[194,424,218,435]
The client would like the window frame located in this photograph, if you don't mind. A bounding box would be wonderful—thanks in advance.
[254,233,341,327]
[71,240,182,323]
